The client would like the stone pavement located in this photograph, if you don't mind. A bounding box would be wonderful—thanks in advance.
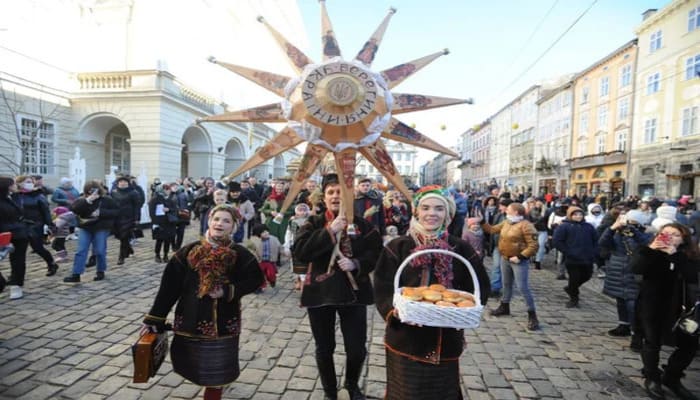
[0,225,698,400]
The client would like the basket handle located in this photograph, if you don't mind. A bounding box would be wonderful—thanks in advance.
[393,249,481,303]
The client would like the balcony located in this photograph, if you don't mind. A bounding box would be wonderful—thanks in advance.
[568,150,626,169]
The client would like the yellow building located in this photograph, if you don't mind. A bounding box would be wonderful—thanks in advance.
[569,40,638,198]
[629,1,700,198]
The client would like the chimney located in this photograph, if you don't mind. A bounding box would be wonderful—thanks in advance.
[642,9,658,21]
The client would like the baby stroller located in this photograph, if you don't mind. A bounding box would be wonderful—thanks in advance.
[0,232,14,293]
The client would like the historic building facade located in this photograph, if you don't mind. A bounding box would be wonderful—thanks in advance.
[534,80,573,196]
[0,0,304,187]
[355,139,419,186]
[508,86,540,194]
[629,0,700,198]
[569,39,638,197]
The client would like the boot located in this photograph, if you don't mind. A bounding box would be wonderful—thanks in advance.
[0,272,6,294]
[645,379,666,400]
[527,310,540,331]
[117,257,124,265]
[607,324,631,337]
[630,334,642,353]
[534,261,541,270]
[63,274,81,283]
[46,263,59,277]
[566,298,579,308]
[155,255,162,263]
[491,302,510,316]
[344,385,366,400]
[86,255,96,268]
[94,271,105,281]
[662,375,698,400]
[316,354,338,399]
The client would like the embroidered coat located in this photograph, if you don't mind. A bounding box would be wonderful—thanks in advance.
[293,214,381,307]
[143,241,263,337]
[373,235,490,364]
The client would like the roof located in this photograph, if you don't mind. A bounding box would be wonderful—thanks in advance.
[572,39,638,82]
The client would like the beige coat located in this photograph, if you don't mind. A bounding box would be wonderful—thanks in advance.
[482,219,538,259]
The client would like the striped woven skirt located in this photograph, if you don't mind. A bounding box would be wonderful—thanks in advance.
[385,349,463,400]
[171,334,240,387]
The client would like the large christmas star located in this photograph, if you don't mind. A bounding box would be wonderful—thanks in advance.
[199,1,472,224]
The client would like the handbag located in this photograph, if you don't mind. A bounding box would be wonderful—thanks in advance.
[673,281,700,336]
[178,209,191,220]
[132,331,169,383]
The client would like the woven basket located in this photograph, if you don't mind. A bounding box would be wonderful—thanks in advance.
[392,249,484,329]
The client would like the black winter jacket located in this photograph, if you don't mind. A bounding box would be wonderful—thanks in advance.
[552,219,598,264]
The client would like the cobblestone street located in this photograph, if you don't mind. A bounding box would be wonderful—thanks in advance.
[1,225,698,399]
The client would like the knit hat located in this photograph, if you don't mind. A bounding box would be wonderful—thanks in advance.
[656,205,677,220]
[625,209,645,224]
[566,206,584,219]
[651,205,677,232]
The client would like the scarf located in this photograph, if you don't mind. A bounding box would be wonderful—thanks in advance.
[408,219,454,287]
[187,232,237,298]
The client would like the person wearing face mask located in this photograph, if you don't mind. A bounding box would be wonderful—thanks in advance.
[585,203,604,229]
[548,200,570,280]
[14,175,59,279]
[373,185,490,400]
[110,176,140,265]
[292,174,382,400]
[481,202,540,331]
[630,223,700,400]
[552,207,598,308]
[598,209,652,350]
[141,204,264,400]
[63,180,119,283]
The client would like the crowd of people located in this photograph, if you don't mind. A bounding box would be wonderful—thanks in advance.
[1,172,698,399]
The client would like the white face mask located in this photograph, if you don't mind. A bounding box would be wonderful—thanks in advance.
[507,215,524,223]
[22,182,34,191]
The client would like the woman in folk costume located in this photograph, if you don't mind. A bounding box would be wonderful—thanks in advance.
[142,204,264,400]
[292,173,382,400]
[261,181,293,244]
[373,185,490,400]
